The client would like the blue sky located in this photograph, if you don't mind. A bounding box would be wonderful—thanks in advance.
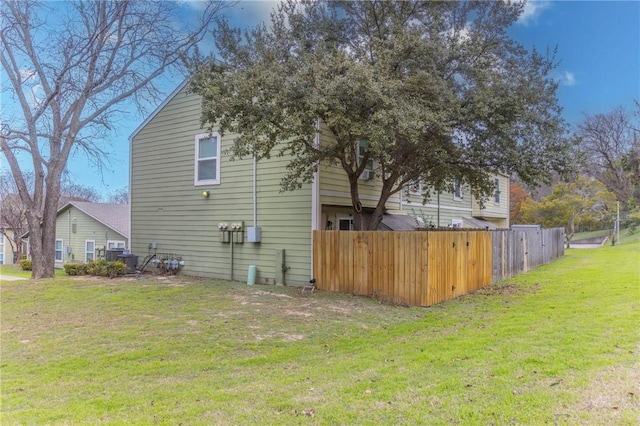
[3,0,639,197]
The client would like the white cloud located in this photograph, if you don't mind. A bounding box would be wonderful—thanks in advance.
[560,71,576,86]
[559,71,577,87]
[517,0,551,26]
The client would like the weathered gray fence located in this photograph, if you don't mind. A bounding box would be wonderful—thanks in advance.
[492,227,564,282]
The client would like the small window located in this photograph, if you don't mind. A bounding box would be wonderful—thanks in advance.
[494,178,500,204]
[338,217,354,230]
[55,239,63,262]
[453,179,462,200]
[357,140,374,180]
[107,240,126,249]
[85,240,95,262]
[195,133,221,186]
[408,180,421,196]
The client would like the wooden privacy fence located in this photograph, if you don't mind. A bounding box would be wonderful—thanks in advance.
[492,227,564,282]
[313,230,493,307]
[313,228,564,307]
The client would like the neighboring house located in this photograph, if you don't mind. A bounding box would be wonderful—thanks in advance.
[25,201,129,268]
[1,227,14,264]
[129,82,509,285]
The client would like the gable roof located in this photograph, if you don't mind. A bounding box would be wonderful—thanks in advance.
[129,79,189,141]
[59,201,129,238]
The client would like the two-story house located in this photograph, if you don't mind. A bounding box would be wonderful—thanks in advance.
[129,81,508,286]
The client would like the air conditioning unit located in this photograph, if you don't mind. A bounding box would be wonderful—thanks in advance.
[360,169,373,181]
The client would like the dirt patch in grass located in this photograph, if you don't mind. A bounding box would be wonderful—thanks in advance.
[556,362,640,425]
[476,283,541,296]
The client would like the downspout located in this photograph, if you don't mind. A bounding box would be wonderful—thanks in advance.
[310,118,321,279]
[68,210,71,261]
[437,191,441,227]
[253,150,257,227]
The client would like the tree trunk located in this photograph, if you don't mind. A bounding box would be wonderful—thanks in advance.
[348,175,366,230]
[28,173,62,279]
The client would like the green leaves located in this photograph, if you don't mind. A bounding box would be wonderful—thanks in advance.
[521,176,617,240]
[189,0,573,228]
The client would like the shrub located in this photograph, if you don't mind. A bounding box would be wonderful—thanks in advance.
[63,262,88,276]
[86,259,125,278]
[19,258,32,271]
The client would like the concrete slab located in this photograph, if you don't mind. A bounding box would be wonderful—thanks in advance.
[0,275,28,281]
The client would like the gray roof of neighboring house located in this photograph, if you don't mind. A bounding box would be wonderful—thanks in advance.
[379,214,420,231]
[60,201,129,238]
[462,216,499,230]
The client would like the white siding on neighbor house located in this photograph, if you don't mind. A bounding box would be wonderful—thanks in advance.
[130,85,312,285]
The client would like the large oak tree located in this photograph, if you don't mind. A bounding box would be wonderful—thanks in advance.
[1,0,230,278]
[189,0,573,230]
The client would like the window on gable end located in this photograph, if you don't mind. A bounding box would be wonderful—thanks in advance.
[195,133,221,186]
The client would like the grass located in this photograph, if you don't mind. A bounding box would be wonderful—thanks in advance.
[1,238,638,425]
[572,229,612,240]
[0,264,66,278]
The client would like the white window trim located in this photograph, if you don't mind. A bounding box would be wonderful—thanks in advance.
[107,240,126,250]
[85,240,95,262]
[337,216,354,231]
[55,239,63,262]
[494,178,501,204]
[194,132,221,186]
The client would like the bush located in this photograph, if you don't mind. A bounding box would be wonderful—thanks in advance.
[63,262,88,276]
[86,259,125,278]
[19,258,32,271]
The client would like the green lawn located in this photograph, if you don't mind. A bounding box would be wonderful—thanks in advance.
[1,238,638,425]
[0,264,67,278]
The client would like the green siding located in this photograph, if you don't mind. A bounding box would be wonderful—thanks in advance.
[55,206,128,266]
[130,86,312,285]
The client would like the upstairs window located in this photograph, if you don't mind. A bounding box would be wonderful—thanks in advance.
[357,140,374,181]
[408,180,422,196]
[453,178,462,200]
[195,133,221,186]
[494,178,501,204]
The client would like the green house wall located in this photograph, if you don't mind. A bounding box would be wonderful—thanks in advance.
[55,206,128,267]
[130,84,313,285]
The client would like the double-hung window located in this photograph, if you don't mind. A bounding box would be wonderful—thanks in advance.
[195,132,221,186]
[494,178,501,204]
[85,240,95,262]
[55,239,63,262]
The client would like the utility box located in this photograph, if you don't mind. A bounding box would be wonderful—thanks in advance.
[106,248,125,261]
[247,226,262,243]
[117,254,139,274]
